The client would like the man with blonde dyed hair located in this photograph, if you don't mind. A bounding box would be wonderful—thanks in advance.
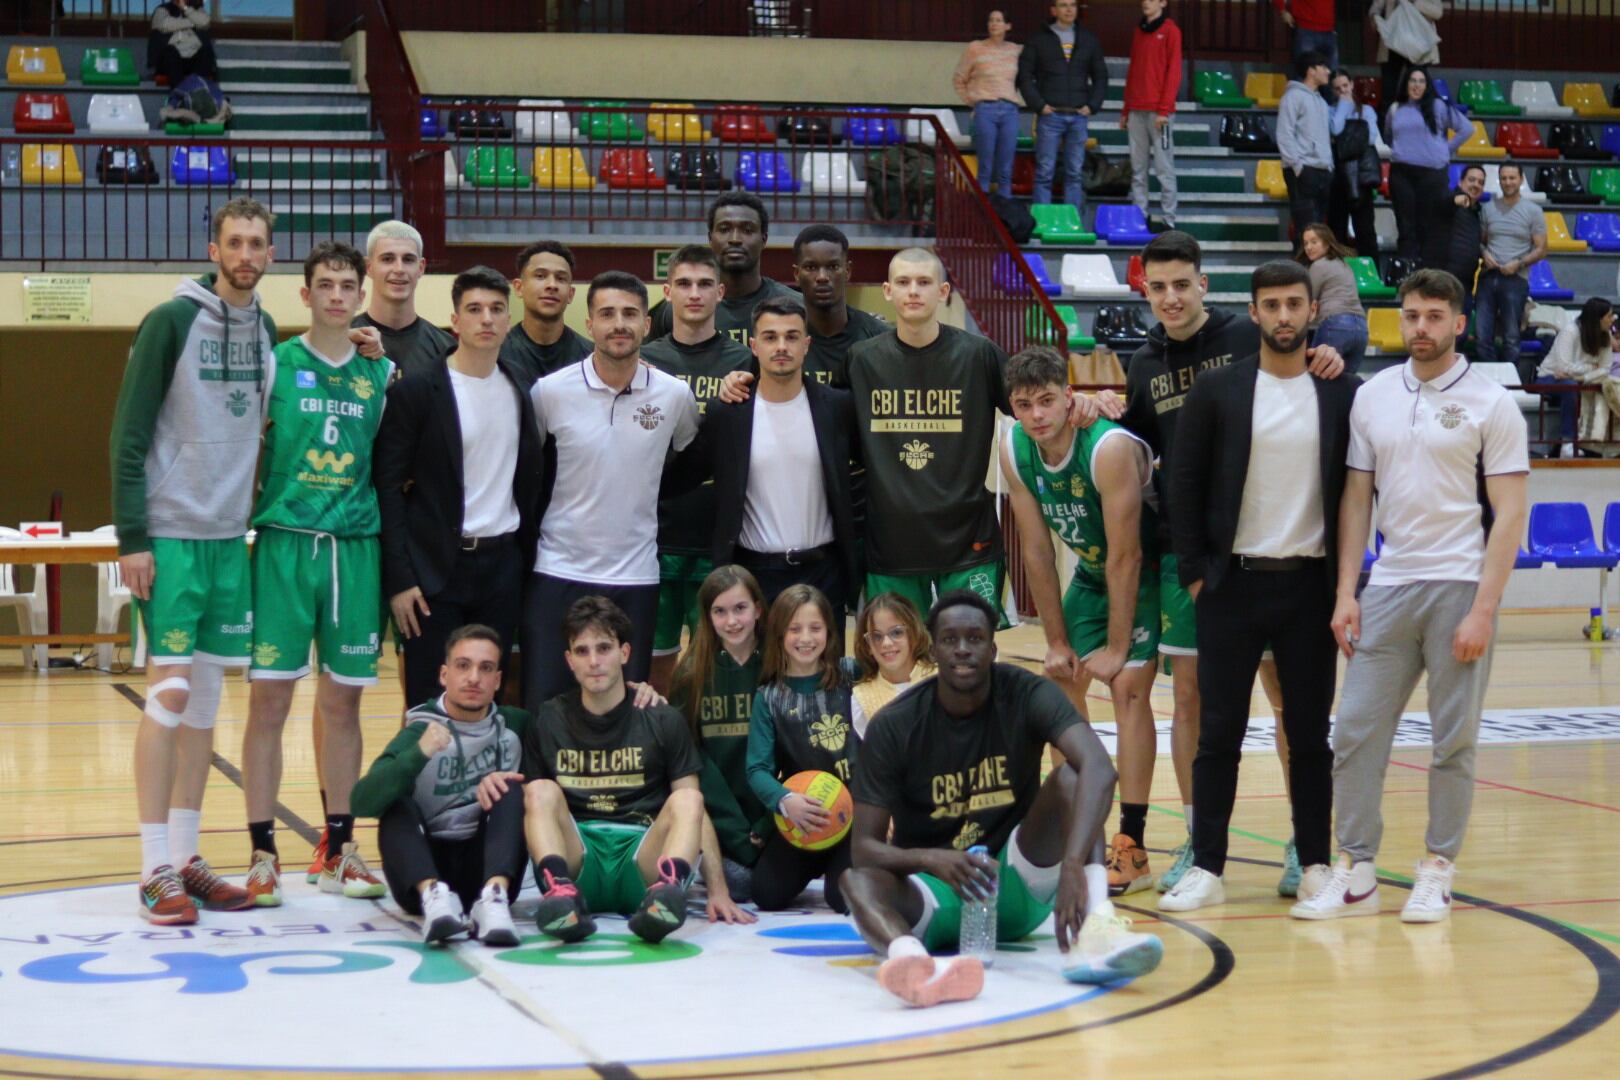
[353,219,455,380]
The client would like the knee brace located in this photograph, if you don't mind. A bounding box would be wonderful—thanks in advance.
[144,676,190,729]
[178,659,225,731]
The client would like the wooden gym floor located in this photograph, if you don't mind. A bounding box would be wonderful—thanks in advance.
[0,609,1617,1078]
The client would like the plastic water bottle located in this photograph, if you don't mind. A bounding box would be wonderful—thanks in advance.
[959,845,997,968]
[1586,607,1606,642]
[1,146,20,183]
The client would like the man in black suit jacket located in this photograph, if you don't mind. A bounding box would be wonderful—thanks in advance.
[676,296,859,613]
[373,267,543,709]
[1159,260,1358,914]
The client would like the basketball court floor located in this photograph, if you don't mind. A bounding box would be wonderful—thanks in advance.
[1,610,1616,1077]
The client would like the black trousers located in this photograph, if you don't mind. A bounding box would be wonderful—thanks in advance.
[735,547,849,619]
[1329,171,1379,258]
[377,786,527,914]
[752,833,852,913]
[1389,162,1450,261]
[1283,165,1333,240]
[521,572,658,713]
[401,537,525,711]
[1191,561,1337,874]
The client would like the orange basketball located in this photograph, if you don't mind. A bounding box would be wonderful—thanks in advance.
[773,770,854,850]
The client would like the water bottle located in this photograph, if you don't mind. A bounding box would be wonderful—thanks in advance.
[1586,607,1606,642]
[959,844,998,968]
[1,146,19,183]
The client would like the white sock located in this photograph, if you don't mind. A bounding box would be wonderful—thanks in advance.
[483,880,506,902]
[167,808,201,867]
[1183,805,1194,834]
[139,824,169,880]
[887,934,928,960]
[1083,863,1110,915]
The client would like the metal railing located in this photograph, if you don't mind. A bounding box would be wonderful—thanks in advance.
[1521,382,1619,458]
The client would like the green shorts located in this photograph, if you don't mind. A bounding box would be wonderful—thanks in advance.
[135,537,253,666]
[1157,554,1197,657]
[250,528,381,684]
[1063,568,1160,668]
[574,820,651,916]
[911,830,1058,953]
[866,558,1009,631]
[653,554,712,655]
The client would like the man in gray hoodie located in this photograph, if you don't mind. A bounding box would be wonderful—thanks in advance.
[111,197,279,924]
[1277,51,1335,240]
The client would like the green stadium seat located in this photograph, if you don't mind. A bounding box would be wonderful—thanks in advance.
[1457,80,1521,117]
[1348,257,1397,299]
[464,145,531,188]
[1030,204,1097,244]
[1589,167,1620,205]
[1027,305,1096,350]
[577,101,646,141]
[1195,70,1252,108]
[80,47,138,86]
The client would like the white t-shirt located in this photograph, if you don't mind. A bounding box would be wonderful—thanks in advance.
[448,365,521,539]
[739,389,835,554]
[1233,370,1325,558]
[1348,357,1530,586]
[530,356,700,585]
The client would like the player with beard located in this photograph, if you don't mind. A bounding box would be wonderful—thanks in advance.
[647,191,799,344]
[351,220,455,381]
[793,224,887,386]
[501,240,592,386]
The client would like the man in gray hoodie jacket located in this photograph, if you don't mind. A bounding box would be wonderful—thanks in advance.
[1277,51,1335,240]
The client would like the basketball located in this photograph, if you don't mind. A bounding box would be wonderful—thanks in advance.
[774,770,854,850]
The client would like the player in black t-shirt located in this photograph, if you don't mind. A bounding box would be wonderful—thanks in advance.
[500,239,593,387]
[513,597,746,943]
[792,224,888,387]
[351,220,456,380]
[844,592,1163,1007]
[648,191,799,345]
[642,245,754,692]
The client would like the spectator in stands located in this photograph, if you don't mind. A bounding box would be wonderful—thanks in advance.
[1297,224,1368,375]
[1275,0,1338,74]
[1476,163,1548,376]
[1278,52,1335,240]
[502,240,592,386]
[1368,0,1442,111]
[1434,164,1486,309]
[150,0,219,86]
[1327,69,1384,258]
[1383,65,1472,262]
[953,9,1023,196]
[1121,0,1182,230]
[1016,0,1110,216]
[1536,297,1613,458]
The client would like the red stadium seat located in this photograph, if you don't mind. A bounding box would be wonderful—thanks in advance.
[599,148,666,189]
[1379,160,1391,199]
[1353,76,1382,113]
[1127,254,1147,296]
[1495,121,1560,159]
[1011,154,1034,196]
[715,105,772,143]
[13,92,74,134]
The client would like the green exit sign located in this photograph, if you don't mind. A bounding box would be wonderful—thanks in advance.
[653,249,677,280]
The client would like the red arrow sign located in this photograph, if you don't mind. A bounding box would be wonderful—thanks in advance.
[20,522,63,539]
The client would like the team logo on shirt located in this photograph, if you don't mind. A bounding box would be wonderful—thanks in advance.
[952,820,985,851]
[587,794,618,815]
[809,714,849,753]
[900,439,934,470]
[160,629,192,654]
[254,642,281,667]
[349,375,376,401]
[1437,403,1469,430]
[226,390,250,418]
[634,404,665,431]
[1070,474,1087,499]
[305,449,356,475]
[296,370,317,389]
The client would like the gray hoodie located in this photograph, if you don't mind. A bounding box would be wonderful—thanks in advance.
[1278,80,1334,173]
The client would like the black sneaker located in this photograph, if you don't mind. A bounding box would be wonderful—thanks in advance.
[628,856,689,944]
[534,869,596,943]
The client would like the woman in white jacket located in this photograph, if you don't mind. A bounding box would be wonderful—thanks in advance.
[1369,0,1443,110]
[1537,297,1614,457]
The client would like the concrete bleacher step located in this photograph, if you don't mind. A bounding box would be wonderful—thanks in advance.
[1094,124,1211,148]
[1149,168,1246,194]
[231,105,370,132]
[267,202,395,231]
[1175,214,1282,242]
[217,59,353,86]
[239,153,384,181]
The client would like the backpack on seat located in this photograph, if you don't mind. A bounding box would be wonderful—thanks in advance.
[160,74,231,127]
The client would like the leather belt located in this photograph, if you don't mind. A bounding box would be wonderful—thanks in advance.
[460,531,516,552]
[737,544,834,569]
[1237,555,1325,572]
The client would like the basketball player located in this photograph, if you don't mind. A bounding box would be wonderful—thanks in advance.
[501,240,592,386]
[792,224,887,386]
[843,591,1164,1006]
[351,220,455,380]
[647,191,799,344]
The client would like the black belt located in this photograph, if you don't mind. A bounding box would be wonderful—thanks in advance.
[460,531,516,552]
[1237,555,1325,572]
[737,543,834,569]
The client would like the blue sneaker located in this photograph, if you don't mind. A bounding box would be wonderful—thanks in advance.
[1156,838,1195,893]
[1063,902,1165,984]
[1277,838,1302,897]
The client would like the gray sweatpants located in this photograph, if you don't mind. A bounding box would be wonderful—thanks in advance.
[1127,111,1177,225]
[1332,581,1496,862]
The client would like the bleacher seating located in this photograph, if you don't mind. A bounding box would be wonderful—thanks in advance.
[1495,122,1558,159]
[1244,73,1285,109]
[599,148,664,189]
[577,101,645,141]
[1094,205,1152,245]
[1011,155,1034,196]
[905,108,965,147]
[777,111,836,145]
[1590,167,1620,205]
[532,148,593,189]
[667,149,730,191]
[1195,70,1251,107]
[1458,80,1521,117]
[449,101,510,139]
[1510,80,1571,117]
[1535,164,1603,205]
[1544,210,1590,250]
[13,92,74,134]
[95,144,158,184]
[1126,253,1147,295]
[1456,125,1505,159]
[79,47,138,87]
[1603,503,1620,561]
[20,143,82,184]
[441,147,462,189]
[1381,256,1420,288]
[169,145,233,185]
[1574,212,1620,251]
[514,100,576,143]
[735,151,799,192]
[1030,204,1095,244]
[420,109,445,138]
[799,151,865,194]
[87,94,147,132]
[1603,125,1620,159]
[6,45,66,85]
[1060,254,1132,298]
[1367,307,1404,353]
[1092,305,1150,349]
[1353,76,1383,113]
[1254,159,1288,199]
[1562,83,1620,119]
[1473,362,1541,412]
[845,108,903,147]
[1036,304,1097,350]
[1528,261,1574,301]
[716,105,773,143]
[1431,77,1466,114]
[164,118,226,136]
[464,145,530,187]
[1348,256,1397,299]
[997,252,1060,296]
[646,104,707,144]
[1528,503,1617,569]
[1549,121,1611,160]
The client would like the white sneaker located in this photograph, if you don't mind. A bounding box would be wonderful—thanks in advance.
[1297,863,1333,904]
[421,882,468,945]
[1157,866,1224,912]
[470,881,521,946]
[1062,901,1165,984]
[1401,855,1456,924]
[1290,855,1379,920]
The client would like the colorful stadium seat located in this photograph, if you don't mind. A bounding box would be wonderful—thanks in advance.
[645,103,707,145]
[1030,204,1096,244]
[79,47,138,86]
[1244,73,1286,109]
[577,101,645,140]
[1060,254,1132,298]
[1563,83,1620,119]
[95,144,158,184]
[735,151,799,192]
[1528,503,1617,569]
[599,148,664,189]
[1602,125,1620,159]
[463,145,530,187]
[13,93,74,134]
[1574,212,1620,251]
[1457,80,1520,117]
[532,147,595,189]
[1011,155,1034,196]
[1195,70,1252,107]
[777,111,836,145]
[1589,167,1620,205]
[1494,121,1558,159]
[420,109,444,137]
[1456,125,1505,159]
[169,145,233,184]
[441,147,463,189]
[1127,253,1147,295]
[996,253,1060,296]
[845,108,903,147]
[7,45,66,85]
[1348,257,1397,299]
[164,120,226,136]
[1027,304,1096,350]
[716,105,773,143]
[1254,159,1288,199]
[20,143,82,184]
[1353,76,1383,113]
[905,108,965,147]
[1534,165,1602,206]
[1543,211,1589,251]
[1548,121,1610,160]
[1366,307,1404,353]
[1509,80,1572,118]
[799,151,865,194]
[514,100,575,142]
[1431,77,1466,113]
[87,93,147,132]
[667,149,731,191]
[449,100,511,139]
[1527,262,1574,301]
[1094,205,1153,245]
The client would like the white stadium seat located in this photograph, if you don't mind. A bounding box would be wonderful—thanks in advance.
[800,151,866,194]
[905,107,966,147]
[86,93,147,133]
[1509,80,1573,117]
[515,98,578,143]
[1060,253,1131,298]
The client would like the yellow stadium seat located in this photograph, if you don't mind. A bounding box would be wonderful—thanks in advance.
[1244,72,1287,109]
[1254,159,1288,198]
[533,147,596,190]
[1543,211,1589,252]
[1367,307,1404,353]
[20,144,84,184]
[646,103,708,144]
[1454,125,1506,159]
[7,45,66,85]
[1561,82,1620,119]
[963,154,978,178]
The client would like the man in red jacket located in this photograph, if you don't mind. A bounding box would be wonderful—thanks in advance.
[1121,0,1182,230]
[1275,0,1338,73]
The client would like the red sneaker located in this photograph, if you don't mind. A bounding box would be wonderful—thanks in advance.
[320,842,385,899]
[245,849,283,908]
[304,827,329,884]
[139,866,199,925]
[180,855,253,911]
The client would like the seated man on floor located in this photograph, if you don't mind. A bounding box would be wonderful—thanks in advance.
[351,624,526,947]
[518,596,743,944]
[843,591,1164,1007]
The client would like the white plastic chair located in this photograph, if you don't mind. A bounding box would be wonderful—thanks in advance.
[905,107,966,147]
[1472,361,1542,413]
[90,525,141,670]
[0,526,48,670]
[514,98,577,143]
[442,146,463,190]
[799,151,866,194]
[1059,254,1132,298]
[1509,81,1573,118]
[86,93,148,133]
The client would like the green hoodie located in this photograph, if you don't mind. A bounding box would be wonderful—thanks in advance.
[685,646,767,865]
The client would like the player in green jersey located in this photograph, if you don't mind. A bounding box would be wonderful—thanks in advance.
[1000,345,1163,896]
[241,241,395,908]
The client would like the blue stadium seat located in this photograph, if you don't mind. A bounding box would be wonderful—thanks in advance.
[1574,212,1620,251]
[1527,262,1573,301]
[420,109,444,138]
[994,252,1060,296]
[1602,125,1620,159]
[1094,205,1153,245]
[844,107,903,147]
[1432,77,1468,114]
[1604,502,1620,559]
[1514,548,1543,570]
[1527,503,1617,569]
[169,145,233,185]
[734,151,800,192]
